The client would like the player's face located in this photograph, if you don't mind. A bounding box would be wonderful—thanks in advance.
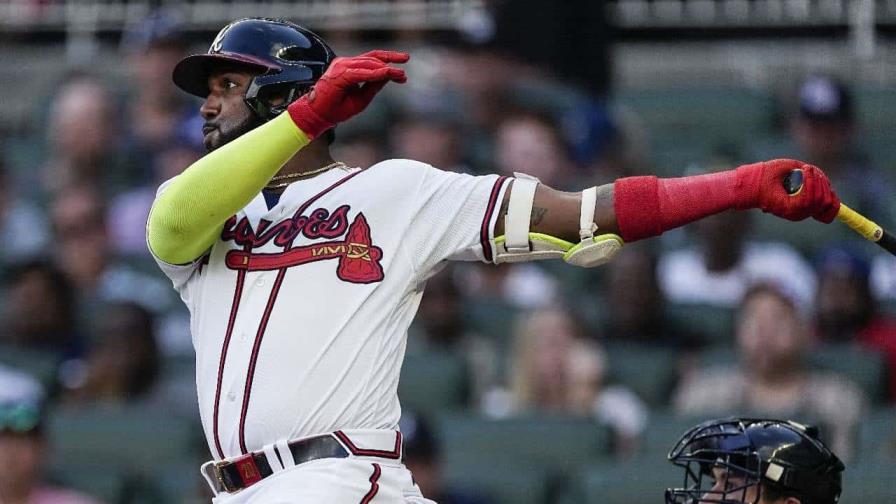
[701,468,759,504]
[200,69,264,151]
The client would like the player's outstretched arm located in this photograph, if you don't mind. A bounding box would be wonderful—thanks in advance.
[492,159,839,265]
[147,51,408,265]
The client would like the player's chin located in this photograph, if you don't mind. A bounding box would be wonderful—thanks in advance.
[203,130,219,152]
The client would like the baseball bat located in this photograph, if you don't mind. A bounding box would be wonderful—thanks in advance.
[783,170,896,256]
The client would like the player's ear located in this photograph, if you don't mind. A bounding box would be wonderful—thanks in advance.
[781,497,802,504]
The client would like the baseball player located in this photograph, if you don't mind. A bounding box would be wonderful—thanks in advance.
[665,417,844,504]
[146,18,842,503]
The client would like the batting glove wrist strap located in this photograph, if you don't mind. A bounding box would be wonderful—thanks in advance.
[287,98,333,140]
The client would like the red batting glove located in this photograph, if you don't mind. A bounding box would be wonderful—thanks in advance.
[735,159,841,223]
[615,158,842,242]
[287,50,409,139]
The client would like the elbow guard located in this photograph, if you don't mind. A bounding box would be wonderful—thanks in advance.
[493,173,623,268]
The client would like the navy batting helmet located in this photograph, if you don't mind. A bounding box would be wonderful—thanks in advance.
[666,418,844,504]
[172,18,335,121]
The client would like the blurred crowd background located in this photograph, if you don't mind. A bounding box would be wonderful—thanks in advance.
[1,0,895,503]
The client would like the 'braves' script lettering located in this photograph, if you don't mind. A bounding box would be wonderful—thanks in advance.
[221,204,350,248]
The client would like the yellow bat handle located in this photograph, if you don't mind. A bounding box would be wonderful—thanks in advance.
[837,203,884,242]
[783,169,896,255]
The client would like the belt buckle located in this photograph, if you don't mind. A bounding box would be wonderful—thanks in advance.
[213,460,235,493]
[215,452,261,493]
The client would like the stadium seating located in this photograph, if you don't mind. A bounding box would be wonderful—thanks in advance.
[0,344,61,393]
[881,299,896,318]
[398,350,470,416]
[47,404,204,500]
[855,86,896,134]
[696,343,889,403]
[559,458,682,504]
[640,410,708,459]
[604,343,679,407]
[46,463,131,504]
[664,304,735,345]
[810,343,889,404]
[858,407,896,462]
[461,298,521,349]
[839,460,896,503]
[612,87,776,176]
[443,462,551,504]
[437,414,610,474]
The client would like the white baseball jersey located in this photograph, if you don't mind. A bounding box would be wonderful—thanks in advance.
[151,159,509,461]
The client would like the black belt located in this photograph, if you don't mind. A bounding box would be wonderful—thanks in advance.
[214,434,349,493]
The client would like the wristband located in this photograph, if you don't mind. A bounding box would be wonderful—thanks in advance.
[614,168,757,242]
[287,98,334,140]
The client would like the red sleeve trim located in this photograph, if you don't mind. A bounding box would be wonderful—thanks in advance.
[480,176,509,263]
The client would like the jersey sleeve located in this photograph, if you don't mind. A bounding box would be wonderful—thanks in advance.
[397,161,510,274]
[146,177,206,298]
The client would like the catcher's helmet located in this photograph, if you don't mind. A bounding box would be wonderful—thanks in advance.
[666,418,844,504]
[172,18,335,121]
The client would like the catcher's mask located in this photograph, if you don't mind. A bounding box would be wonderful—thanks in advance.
[172,17,335,122]
[665,418,844,504]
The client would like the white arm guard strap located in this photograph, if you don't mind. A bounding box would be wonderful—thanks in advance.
[493,174,623,268]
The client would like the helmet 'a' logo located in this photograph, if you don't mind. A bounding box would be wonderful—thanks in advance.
[210,24,231,53]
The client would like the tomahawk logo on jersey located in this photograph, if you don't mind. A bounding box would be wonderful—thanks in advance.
[150,159,508,460]
[221,204,385,284]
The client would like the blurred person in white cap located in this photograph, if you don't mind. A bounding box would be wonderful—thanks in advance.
[0,366,102,504]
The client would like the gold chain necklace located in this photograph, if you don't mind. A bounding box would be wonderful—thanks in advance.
[265,162,347,189]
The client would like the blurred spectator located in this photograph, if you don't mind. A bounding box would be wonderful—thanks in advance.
[454,264,558,312]
[416,270,468,350]
[674,283,865,459]
[64,302,160,406]
[399,412,493,504]
[0,372,102,504]
[108,139,201,256]
[332,129,388,171]
[488,307,647,456]
[658,207,816,311]
[413,269,497,403]
[50,185,174,323]
[1,260,81,358]
[0,154,51,268]
[494,110,576,188]
[870,253,896,301]
[814,246,896,401]
[788,75,894,225]
[119,10,195,177]
[0,365,46,404]
[439,46,518,134]
[41,74,130,200]
[390,114,469,173]
[603,244,700,348]
[490,0,610,96]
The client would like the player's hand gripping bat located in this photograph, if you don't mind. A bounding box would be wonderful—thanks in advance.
[784,170,896,256]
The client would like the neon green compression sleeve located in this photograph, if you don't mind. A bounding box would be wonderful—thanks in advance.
[146,113,311,265]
